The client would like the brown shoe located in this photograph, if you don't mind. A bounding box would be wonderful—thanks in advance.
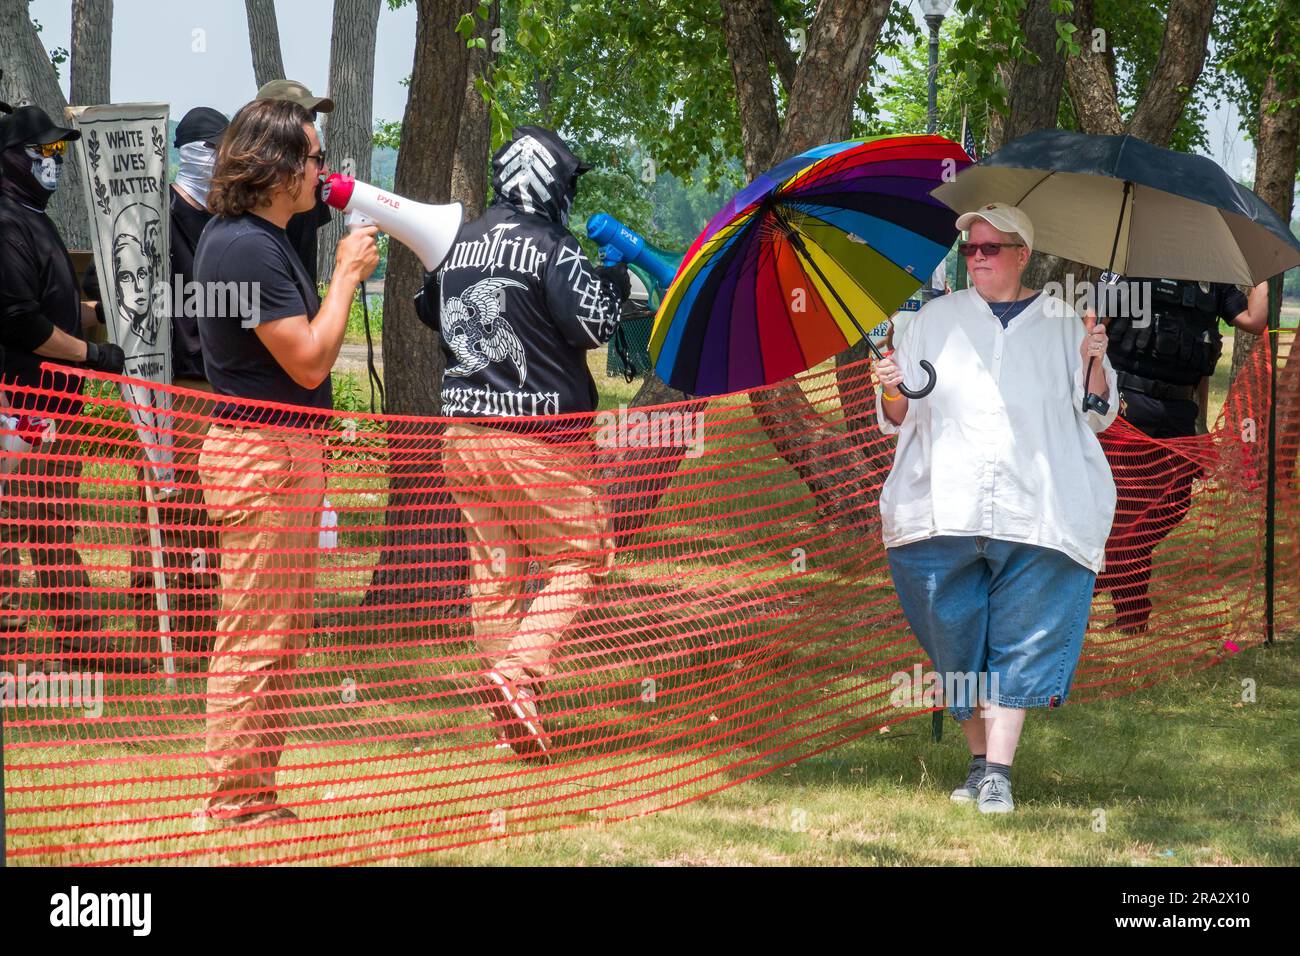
[483,669,552,762]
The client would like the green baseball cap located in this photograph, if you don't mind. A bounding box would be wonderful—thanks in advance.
[255,79,334,114]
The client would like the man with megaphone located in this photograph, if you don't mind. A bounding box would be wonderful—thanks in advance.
[417,125,631,761]
[192,97,379,828]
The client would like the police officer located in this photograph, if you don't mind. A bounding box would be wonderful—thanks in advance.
[1097,276,1266,633]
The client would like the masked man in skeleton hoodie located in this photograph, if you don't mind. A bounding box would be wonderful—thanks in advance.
[417,125,631,761]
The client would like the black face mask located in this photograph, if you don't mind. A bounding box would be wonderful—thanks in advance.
[0,145,56,210]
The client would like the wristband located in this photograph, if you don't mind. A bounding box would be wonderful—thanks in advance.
[85,341,99,365]
[881,388,903,402]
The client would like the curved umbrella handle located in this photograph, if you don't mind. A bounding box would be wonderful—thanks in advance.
[896,359,937,399]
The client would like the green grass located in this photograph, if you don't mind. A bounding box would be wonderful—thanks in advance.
[4,313,1296,866]
[422,638,1299,866]
[8,636,1291,866]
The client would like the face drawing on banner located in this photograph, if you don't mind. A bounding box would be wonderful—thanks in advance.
[111,203,163,346]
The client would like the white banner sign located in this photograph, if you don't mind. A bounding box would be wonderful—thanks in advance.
[66,103,175,485]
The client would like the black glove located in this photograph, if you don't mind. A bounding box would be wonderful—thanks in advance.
[598,262,632,303]
[85,340,126,374]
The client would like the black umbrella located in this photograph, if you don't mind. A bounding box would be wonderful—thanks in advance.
[932,129,1300,410]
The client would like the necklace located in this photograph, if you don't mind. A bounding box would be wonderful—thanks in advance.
[988,286,1029,324]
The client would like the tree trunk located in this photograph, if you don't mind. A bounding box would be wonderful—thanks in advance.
[70,0,112,107]
[1126,0,1216,147]
[1001,0,1068,146]
[775,0,891,159]
[535,71,553,128]
[0,0,92,249]
[616,0,894,537]
[760,0,798,93]
[363,0,471,611]
[1239,68,1300,456]
[318,0,382,283]
[244,0,286,89]
[450,0,499,220]
[984,63,1014,152]
[994,0,1072,293]
[1066,0,1124,136]
[720,0,781,179]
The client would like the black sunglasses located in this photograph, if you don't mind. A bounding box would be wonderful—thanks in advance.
[958,242,1025,258]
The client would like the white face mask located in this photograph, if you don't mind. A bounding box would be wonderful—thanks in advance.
[23,147,63,191]
[175,141,218,207]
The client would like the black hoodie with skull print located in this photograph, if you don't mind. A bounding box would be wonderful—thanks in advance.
[416,126,630,427]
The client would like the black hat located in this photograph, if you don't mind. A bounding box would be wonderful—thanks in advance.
[0,104,81,152]
[175,106,228,148]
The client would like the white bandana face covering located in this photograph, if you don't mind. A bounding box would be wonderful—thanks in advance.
[24,147,63,191]
[175,141,218,207]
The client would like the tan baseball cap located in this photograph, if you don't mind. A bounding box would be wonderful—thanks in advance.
[956,202,1034,252]
[256,79,335,114]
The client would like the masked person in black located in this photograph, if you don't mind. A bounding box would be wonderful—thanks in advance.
[118,107,229,652]
[1096,276,1267,633]
[0,105,128,666]
[419,125,631,761]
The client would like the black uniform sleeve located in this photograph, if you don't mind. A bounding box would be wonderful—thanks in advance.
[414,270,441,332]
[0,232,59,351]
[1217,283,1249,324]
[542,234,628,349]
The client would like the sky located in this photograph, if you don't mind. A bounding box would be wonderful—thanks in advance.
[27,0,1250,178]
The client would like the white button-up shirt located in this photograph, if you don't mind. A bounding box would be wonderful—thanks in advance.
[876,288,1119,572]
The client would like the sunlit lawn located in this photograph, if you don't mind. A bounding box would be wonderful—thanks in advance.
[3,318,1297,865]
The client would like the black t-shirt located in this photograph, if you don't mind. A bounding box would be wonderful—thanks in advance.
[194,212,330,427]
[986,291,1041,329]
[169,186,212,380]
[0,194,86,416]
[285,197,333,285]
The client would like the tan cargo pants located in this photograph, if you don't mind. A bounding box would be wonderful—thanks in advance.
[441,421,615,683]
[198,422,326,818]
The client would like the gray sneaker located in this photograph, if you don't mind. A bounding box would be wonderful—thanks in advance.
[950,762,986,802]
[977,773,1014,814]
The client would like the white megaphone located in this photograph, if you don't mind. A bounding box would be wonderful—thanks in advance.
[321,174,462,272]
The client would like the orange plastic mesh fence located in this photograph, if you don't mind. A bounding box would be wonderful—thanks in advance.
[0,341,1287,865]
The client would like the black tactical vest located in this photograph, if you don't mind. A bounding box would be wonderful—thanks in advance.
[1106,277,1223,386]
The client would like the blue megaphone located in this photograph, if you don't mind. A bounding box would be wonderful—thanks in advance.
[586,213,682,295]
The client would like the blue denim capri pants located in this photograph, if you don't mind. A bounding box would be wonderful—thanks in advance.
[886,535,1096,721]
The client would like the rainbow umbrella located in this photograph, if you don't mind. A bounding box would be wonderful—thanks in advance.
[649,134,972,397]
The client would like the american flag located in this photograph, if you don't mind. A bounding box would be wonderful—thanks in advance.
[960,108,978,161]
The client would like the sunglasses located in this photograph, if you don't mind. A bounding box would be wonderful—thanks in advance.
[28,140,68,158]
[306,150,326,169]
[958,241,1024,258]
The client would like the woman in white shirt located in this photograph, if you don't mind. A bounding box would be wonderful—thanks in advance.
[874,202,1118,814]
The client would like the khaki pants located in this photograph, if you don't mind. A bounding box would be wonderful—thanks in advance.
[441,421,615,683]
[198,423,326,818]
[129,377,219,652]
[0,425,98,638]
